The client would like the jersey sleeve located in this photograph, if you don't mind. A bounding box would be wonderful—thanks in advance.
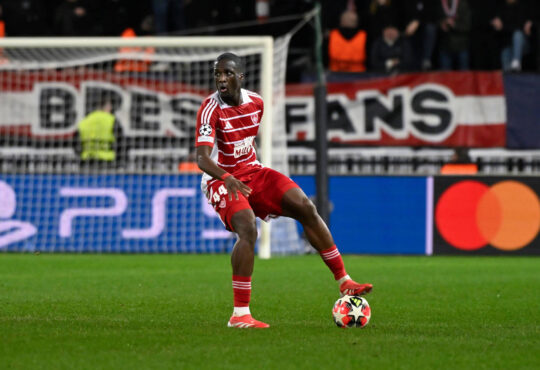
[257,95,264,121]
[195,98,219,147]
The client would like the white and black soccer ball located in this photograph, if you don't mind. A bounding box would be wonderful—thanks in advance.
[199,124,212,136]
[332,295,371,328]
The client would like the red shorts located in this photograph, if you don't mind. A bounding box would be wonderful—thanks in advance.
[205,167,299,231]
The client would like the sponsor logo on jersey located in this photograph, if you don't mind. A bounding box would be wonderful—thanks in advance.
[224,122,233,130]
[233,136,254,158]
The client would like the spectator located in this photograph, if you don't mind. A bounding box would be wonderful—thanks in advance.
[469,0,499,70]
[212,0,256,30]
[401,0,438,71]
[368,0,399,44]
[323,0,370,32]
[436,0,472,70]
[152,0,186,34]
[491,0,533,72]
[100,0,153,36]
[328,9,368,72]
[533,0,540,71]
[1,0,52,36]
[54,0,100,36]
[370,24,413,74]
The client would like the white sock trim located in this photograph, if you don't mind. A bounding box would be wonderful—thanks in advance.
[338,275,351,285]
[233,306,251,316]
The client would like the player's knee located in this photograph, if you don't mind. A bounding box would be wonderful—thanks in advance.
[296,195,319,224]
[237,222,258,245]
[231,211,258,244]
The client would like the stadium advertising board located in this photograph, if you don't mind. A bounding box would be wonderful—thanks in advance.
[292,176,427,254]
[432,176,540,255]
[0,174,427,254]
[286,71,506,147]
[4,173,539,255]
[0,174,235,253]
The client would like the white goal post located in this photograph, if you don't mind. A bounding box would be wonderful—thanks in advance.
[0,36,301,256]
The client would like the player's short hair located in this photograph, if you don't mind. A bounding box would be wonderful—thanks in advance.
[215,52,245,73]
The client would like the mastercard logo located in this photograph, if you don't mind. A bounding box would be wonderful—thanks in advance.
[435,180,540,251]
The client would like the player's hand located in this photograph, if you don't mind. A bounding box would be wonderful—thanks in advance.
[224,175,252,201]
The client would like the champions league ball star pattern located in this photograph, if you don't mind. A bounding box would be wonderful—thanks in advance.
[199,124,212,136]
[332,295,371,328]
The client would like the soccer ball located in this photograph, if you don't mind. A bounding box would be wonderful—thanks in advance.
[332,295,371,328]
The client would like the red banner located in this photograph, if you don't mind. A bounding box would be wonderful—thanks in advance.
[285,71,506,147]
[0,70,506,148]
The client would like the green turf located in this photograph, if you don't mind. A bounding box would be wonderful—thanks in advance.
[0,254,538,370]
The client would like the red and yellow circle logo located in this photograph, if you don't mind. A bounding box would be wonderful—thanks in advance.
[435,180,540,251]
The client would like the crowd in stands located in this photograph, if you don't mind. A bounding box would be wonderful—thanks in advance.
[324,0,540,75]
[0,0,540,77]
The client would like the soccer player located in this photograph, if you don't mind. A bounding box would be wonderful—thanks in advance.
[195,52,372,329]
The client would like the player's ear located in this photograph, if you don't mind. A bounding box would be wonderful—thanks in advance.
[238,72,245,81]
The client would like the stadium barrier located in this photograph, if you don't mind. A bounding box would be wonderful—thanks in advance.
[2,174,539,255]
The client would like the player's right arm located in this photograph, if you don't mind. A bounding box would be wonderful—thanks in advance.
[196,146,252,200]
[195,98,251,200]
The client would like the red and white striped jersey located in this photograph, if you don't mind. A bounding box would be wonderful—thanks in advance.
[195,88,264,193]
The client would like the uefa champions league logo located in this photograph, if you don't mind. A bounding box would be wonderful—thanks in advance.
[0,181,37,249]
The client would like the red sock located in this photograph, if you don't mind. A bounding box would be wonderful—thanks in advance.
[232,275,251,307]
[320,245,347,280]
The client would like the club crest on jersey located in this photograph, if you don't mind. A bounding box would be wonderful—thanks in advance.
[234,136,254,158]
[199,124,212,136]
[251,114,258,125]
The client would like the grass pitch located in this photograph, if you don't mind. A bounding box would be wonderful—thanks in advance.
[0,254,538,370]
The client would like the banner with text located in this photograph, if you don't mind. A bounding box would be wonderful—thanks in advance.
[0,71,506,151]
[286,71,506,147]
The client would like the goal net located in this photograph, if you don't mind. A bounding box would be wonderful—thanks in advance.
[0,36,303,255]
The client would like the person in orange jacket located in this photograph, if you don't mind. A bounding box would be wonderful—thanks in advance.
[328,9,368,72]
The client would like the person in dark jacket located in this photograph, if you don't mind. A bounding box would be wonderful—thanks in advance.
[491,0,533,71]
[367,0,399,52]
[437,0,472,70]
[401,0,438,70]
[53,0,100,36]
[1,0,52,36]
[370,24,413,74]
[469,0,499,70]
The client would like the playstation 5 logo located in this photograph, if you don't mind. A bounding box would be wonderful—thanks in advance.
[59,187,197,239]
[0,181,37,248]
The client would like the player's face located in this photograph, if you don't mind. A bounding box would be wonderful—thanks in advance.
[214,59,244,104]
